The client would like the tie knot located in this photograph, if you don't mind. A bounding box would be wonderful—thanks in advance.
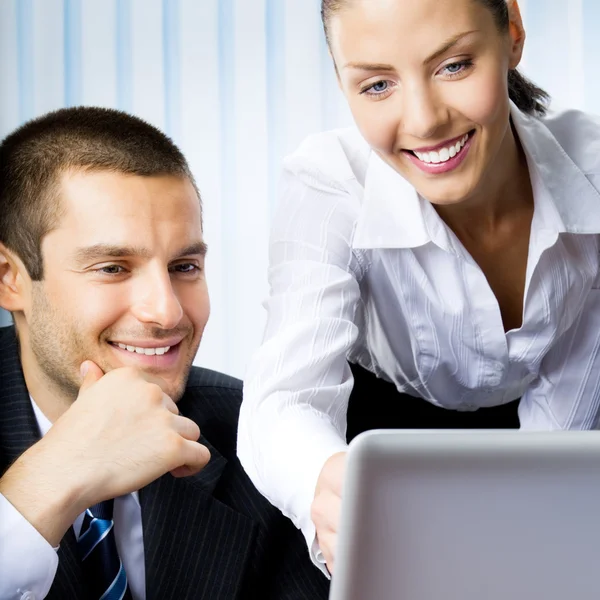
[87,498,115,521]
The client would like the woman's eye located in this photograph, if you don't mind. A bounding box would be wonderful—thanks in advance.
[360,79,393,98]
[362,80,390,96]
[371,80,388,93]
[440,60,473,77]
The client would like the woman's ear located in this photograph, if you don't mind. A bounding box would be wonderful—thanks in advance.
[0,244,28,312]
[506,0,526,70]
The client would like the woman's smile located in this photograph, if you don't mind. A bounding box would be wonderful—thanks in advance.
[402,130,476,175]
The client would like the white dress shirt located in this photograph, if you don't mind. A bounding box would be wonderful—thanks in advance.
[0,398,145,600]
[238,103,600,573]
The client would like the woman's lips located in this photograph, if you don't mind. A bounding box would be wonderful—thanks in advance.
[404,130,475,175]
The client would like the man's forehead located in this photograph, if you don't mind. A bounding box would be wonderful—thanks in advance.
[56,168,201,211]
[54,169,201,228]
[45,170,204,261]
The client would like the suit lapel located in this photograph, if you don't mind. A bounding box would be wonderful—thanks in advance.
[0,327,40,466]
[140,397,257,600]
[0,327,85,600]
[1,326,258,599]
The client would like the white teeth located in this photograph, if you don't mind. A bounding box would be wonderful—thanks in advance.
[414,133,470,165]
[116,343,171,356]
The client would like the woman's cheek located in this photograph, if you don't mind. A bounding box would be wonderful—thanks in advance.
[351,101,400,154]
[450,71,509,126]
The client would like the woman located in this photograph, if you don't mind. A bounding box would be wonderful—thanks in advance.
[238,0,600,576]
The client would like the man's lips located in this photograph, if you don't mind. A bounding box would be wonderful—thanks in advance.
[108,337,184,348]
[108,339,183,367]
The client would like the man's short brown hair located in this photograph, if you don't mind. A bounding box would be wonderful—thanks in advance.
[0,106,199,280]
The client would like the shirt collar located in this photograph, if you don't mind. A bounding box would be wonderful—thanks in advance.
[353,102,600,250]
[30,395,52,436]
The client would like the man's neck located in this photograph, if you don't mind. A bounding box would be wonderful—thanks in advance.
[19,342,73,424]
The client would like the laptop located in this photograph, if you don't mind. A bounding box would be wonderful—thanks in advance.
[329,430,600,600]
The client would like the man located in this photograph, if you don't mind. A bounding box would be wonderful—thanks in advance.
[0,107,330,600]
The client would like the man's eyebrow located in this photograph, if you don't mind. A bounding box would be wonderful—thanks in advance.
[73,241,208,263]
[176,242,208,258]
[342,31,478,72]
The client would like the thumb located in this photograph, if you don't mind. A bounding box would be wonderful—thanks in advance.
[79,360,105,392]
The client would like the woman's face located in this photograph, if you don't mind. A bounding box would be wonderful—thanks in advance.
[329,0,525,206]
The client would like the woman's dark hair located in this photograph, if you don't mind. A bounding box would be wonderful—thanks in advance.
[321,0,549,116]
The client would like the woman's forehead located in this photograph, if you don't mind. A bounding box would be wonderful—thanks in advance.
[328,0,493,62]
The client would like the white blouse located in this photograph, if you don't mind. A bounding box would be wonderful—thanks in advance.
[238,104,600,568]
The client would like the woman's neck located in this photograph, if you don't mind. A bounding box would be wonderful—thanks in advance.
[434,120,534,246]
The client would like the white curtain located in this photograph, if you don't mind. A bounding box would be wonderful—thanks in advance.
[0,0,597,376]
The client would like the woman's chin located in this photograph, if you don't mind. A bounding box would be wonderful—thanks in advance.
[415,182,477,208]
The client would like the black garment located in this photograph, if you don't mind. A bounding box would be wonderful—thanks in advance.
[346,362,520,443]
[0,326,329,600]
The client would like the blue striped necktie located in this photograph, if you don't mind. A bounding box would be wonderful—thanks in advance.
[77,499,133,600]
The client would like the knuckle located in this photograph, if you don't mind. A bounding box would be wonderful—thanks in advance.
[187,419,201,440]
[167,431,186,454]
[311,499,324,523]
[146,383,165,403]
[119,366,139,379]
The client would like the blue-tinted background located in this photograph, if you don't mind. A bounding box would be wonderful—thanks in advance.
[0,0,596,377]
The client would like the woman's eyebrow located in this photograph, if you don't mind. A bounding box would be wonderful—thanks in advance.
[343,30,479,73]
[343,61,396,72]
[423,30,479,64]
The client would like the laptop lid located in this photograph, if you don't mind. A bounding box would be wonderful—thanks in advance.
[330,430,600,600]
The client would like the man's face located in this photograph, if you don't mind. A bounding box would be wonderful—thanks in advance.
[18,170,209,404]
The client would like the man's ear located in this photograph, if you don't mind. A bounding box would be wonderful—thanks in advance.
[0,244,29,312]
[506,0,526,70]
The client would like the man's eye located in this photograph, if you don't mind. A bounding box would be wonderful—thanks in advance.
[173,263,200,273]
[98,265,124,275]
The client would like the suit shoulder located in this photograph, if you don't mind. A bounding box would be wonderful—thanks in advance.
[0,326,16,349]
[185,366,242,392]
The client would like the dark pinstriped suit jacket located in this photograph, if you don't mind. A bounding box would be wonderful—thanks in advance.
[0,326,330,600]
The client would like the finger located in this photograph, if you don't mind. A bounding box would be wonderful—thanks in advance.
[78,360,105,393]
[175,440,211,477]
[135,371,173,396]
[311,489,341,532]
[170,464,201,478]
[328,452,347,495]
[162,393,179,415]
[317,530,336,573]
[172,415,200,442]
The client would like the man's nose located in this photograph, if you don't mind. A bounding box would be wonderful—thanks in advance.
[131,270,183,330]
